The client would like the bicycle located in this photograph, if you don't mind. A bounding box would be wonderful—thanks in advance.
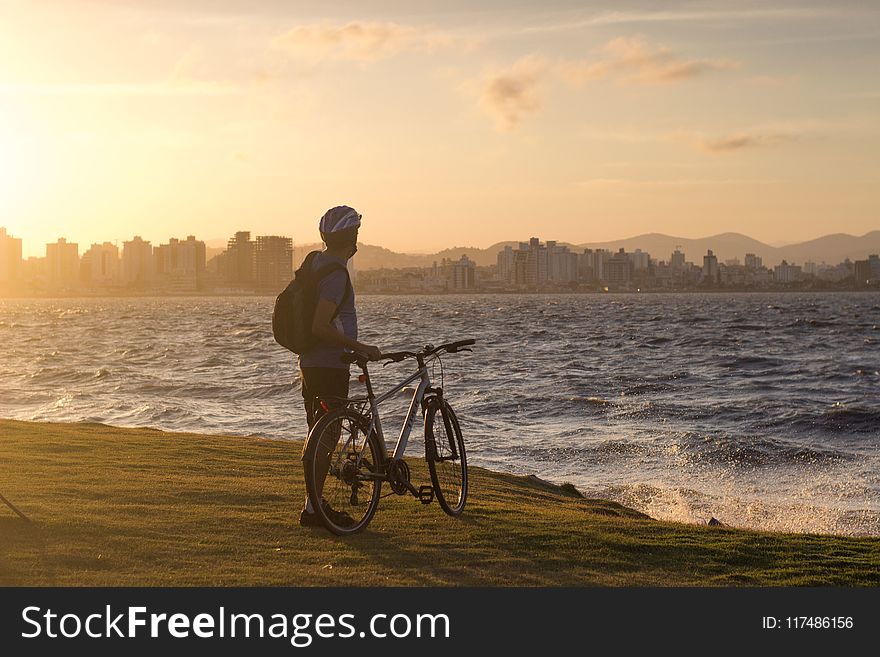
[302,338,475,535]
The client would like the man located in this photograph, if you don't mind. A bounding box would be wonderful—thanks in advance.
[299,205,381,527]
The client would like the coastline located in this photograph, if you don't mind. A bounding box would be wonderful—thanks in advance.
[1,419,877,586]
[1,287,877,299]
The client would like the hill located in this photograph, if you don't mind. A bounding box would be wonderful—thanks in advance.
[205,231,879,271]
[1,420,877,586]
[315,232,880,271]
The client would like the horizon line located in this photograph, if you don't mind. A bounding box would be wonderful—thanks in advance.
[5,227,880,260]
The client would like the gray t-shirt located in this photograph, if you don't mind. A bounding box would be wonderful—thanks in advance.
[298,252,357,370]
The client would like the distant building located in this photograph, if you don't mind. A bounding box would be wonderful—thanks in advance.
[497,246,515,282]
[154,236,206,292]
[853,259,872,285]
[702,250,719,285]
[629,249,650,271]
[255,235,293,291]
[546,241,578,283]
[744,253,762,270]
[122,236,154,286]
[869,254,880,281]
[530,238,548,285]
[221,231,256,286]
[81,242,120,286]
[0,227,22,285]
[606,248,632,286]
[774,260,802,284]
[46,238,79,288]
[670,249,685,270]
[497,238,560,287]
[441,254,476,290]
[579,248,609,282]
[512,247,529,286]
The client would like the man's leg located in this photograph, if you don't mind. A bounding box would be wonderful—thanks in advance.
[301,368,350,514]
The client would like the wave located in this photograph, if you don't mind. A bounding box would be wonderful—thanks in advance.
[2,292,878,536]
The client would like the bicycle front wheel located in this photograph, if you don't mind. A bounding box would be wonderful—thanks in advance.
[424,399,468,516]
[303,407,383,535]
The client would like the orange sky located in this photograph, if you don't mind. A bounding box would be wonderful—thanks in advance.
[1,1,878,257]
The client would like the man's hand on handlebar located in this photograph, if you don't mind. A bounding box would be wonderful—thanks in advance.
[357,344,382,361]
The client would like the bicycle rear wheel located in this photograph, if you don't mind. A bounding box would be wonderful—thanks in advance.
[424,399,468,516]
[302,407,383,535]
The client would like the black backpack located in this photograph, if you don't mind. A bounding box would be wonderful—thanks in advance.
[272,251,352,354]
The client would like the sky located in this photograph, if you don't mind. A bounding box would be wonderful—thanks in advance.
[0,0,878,257]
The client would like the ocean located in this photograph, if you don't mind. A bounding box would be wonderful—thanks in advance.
[1,292,878,536]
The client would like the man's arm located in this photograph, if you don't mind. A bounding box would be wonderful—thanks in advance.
[311,298,381,360]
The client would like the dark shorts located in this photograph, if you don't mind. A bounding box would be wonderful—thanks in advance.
[300,367,350,433]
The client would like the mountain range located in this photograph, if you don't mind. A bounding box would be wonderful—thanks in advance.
[207,231,880,270]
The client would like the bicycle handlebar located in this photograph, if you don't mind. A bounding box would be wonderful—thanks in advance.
[340,338,477,366]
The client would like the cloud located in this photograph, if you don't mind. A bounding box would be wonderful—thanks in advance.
[698,132,793,153]
[559,37,739,85]
[477,55,550,132]
[516,6,841,35]
[273,22,454,64]
[0,81,239,97]
[474,38,737,131]
[577,177,783,188]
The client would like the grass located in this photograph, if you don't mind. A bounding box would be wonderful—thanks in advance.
[0,419,878,586]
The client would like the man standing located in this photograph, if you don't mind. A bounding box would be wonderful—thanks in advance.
[299,205,381,527]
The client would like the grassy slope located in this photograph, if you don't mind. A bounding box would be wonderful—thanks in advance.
[0,420,877,586]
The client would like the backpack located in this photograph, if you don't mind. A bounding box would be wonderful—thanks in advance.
[272,250,352,354]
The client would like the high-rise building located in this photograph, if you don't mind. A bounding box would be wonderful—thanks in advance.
[629,249,650,271]
[579,248,610,282]
[255,235,293,290]
[442,254,476,290]
[512,248,529,286]
[853,259,872,285]
[670,249,685,270]
[497,246,515,282]
[869,254,880,280]
[526,237,549,286]
[46,238,80,288]
[154,236,206,292]
[81,242,120,285]
[744,253,762,270]
[702,250,719,285]
[0,227,23,284]
[222,231,256,286]
[606,248,632,285]
[774,260,802,284]
[546,241,578,283]
[122,236,154,286]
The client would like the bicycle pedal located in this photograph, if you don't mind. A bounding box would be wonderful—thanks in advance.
[418,485,434,505]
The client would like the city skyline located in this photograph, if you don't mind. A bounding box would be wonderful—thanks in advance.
[4,224,880,261]
[1,1,878,255]
[2,226,877,296]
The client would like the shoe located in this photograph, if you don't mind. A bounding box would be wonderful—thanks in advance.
[299,508,323,527]
[321,500,356,528]
[299,499,356,529]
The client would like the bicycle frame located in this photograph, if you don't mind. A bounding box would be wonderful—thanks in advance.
[360,361,433,463]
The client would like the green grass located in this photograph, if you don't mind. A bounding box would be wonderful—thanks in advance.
[0,419,877,586]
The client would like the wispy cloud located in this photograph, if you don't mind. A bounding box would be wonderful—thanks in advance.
[559,37,738,85]
[517,7,844,35]
[477,55,550,131]
[474,37,737,130]
[273,21,456,64]
[698,132,794,153]
[577,177,783,188]
[0,81,240,97]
